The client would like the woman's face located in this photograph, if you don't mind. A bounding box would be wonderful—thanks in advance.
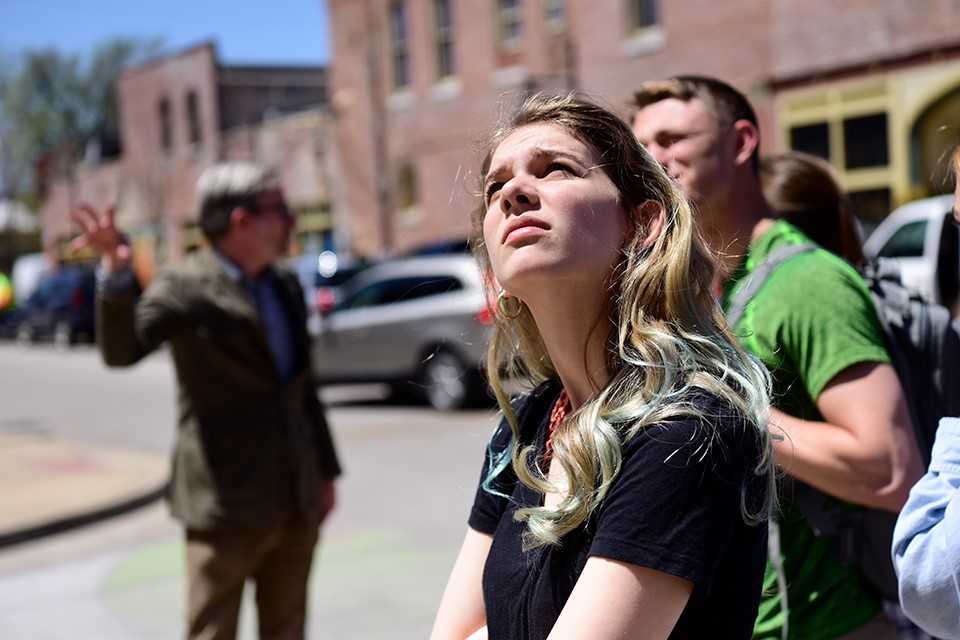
[482,123,629,298]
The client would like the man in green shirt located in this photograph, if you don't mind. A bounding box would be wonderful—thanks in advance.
[631,75,923,639]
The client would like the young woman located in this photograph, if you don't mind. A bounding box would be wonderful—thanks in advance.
[430,94,775,640]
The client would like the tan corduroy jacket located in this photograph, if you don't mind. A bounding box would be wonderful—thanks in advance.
[97,248,341,530]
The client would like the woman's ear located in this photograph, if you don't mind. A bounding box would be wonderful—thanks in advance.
[633,200,665,248]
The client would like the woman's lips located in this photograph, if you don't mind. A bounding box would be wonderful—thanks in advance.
[504,224,548,245]
[502,217,550,245]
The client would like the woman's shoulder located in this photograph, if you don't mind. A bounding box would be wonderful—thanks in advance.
[623,388,763,472]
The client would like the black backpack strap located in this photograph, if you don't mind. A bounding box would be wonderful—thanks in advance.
[726,243,818,328]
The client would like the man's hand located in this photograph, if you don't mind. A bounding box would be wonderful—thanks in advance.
[318,479,336,525]
[69,204,131,273]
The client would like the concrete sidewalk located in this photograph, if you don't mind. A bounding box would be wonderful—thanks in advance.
[0,434,168,548]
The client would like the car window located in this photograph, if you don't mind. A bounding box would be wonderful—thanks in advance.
[316,264,369,288]
[340,281,390,309]
[395,276,462,301]
[878,219,927,258]
[339,275,463,310]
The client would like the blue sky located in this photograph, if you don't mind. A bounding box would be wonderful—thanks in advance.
[2,0,331,65]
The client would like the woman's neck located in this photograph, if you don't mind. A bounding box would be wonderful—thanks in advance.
[523,283,615,409]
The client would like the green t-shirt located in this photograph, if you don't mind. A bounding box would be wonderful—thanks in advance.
[721,221,891,639]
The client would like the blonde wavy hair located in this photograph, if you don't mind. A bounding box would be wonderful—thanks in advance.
[472,93,775,549]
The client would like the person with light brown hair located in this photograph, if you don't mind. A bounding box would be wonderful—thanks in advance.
[760,151,866,268]
[633,75,923,639]
[430,93,776,640]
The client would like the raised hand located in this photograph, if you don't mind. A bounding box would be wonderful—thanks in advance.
[69,204,131,272]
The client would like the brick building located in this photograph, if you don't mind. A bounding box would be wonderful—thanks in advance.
[41,42,336,278]
[329,0,960,255]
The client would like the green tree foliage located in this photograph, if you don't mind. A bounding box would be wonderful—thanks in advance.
[0,37,161,199]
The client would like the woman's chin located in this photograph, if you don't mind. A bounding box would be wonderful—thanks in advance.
[496,256,570,296]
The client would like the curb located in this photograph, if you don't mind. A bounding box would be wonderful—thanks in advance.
[0,479,169,550]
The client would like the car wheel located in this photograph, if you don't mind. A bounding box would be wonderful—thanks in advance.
[53,321,73,349]
[421,349,477,411]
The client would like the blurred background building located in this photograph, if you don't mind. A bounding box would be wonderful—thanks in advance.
[38,42,334,280]
[31,0,960,265]
[330,0,960,255]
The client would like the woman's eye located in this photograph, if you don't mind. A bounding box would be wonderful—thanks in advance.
[485,182,503,203]
[546,163,573,176]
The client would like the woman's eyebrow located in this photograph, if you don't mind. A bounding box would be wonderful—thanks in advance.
[530,147,586,165]
[484,146,588,190]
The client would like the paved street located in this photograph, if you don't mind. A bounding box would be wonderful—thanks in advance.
[0,343,500,638]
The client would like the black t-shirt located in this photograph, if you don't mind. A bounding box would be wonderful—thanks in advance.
[468,381,768,640]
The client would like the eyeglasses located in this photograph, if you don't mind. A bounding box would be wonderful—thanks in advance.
[249,199,294,220]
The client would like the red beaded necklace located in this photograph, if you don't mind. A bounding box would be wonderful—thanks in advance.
[544,389,570,464]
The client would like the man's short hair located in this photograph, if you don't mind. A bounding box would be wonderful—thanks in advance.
[196,162,280,241]
[632,75,760,172]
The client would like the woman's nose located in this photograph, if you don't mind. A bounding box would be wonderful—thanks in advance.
[501,176,539,215]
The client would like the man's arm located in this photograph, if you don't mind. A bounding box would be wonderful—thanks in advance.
[771,361,923,512]
[72,204,185,366]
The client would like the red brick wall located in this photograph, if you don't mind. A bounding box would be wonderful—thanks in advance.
[329,0,383,256]
[771,0,960,81]
[330,0,778,257]
[573,0,776,153]
[118,42,220,236]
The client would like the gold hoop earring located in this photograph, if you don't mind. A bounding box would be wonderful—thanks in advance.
[497,290,523,319]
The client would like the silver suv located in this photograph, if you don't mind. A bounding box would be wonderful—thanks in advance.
[310,255,492,410]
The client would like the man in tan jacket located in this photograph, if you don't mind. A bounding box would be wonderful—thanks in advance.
[71,162,341,640]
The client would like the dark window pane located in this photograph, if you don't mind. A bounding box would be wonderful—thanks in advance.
[878,219,928,258]
[497,0,522,45]
[843,113,889,169]
[435,0,455,78]
[790,122,830,160]
[342,282,388,309]
[159,98,172,151]
[396,276,462,301]
[341,275,462,309]
[185,91,202,144]
[390,1,410,88]
[631,0,657,29]
[380,276,461,304]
